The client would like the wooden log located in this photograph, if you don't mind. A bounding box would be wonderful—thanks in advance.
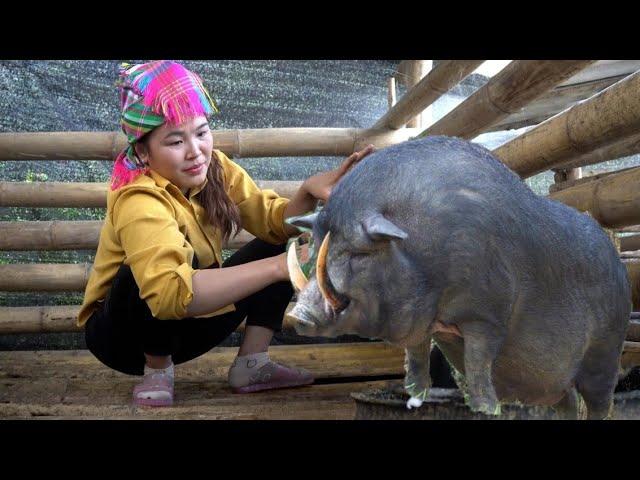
[373,60,483,130]
[0,128,421,161]
[0,303,299,334]
[0,220,258,250]
[548,166,640,228]
[420,60,595,140]
[0,180,302,208]
[494,70,640,178]
[621,235,640,252]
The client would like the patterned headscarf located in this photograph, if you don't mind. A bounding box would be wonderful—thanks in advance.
[111,60,219,190]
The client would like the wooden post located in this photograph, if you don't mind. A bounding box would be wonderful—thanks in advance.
[387,77,397,109]
[494,70,640,178]
[419,60,595,140]
[373,60,483,130]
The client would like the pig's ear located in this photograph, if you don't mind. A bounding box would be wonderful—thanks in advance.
[363,214,408,241]
[286,212,319,232]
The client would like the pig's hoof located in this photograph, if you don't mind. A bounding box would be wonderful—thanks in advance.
[406,397,424,409]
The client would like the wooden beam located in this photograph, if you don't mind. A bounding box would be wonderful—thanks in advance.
[0,128,421,161]
[0,220,257,250]
[372,60,483,130]
[420,60,595,140]
[549,166,640,228]
[494,71,640,178]
[0,303,300,334]
[0,180,302,208]
[387,77,397,109]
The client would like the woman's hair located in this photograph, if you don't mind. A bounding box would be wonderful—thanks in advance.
[196,151,242,244]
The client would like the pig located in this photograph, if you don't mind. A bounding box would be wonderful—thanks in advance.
[286,136,630,419]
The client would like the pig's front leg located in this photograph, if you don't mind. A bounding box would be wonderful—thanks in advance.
[404,339,432,409]
[461,321,503,416]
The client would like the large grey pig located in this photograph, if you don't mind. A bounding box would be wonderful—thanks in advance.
[286,136,630,419]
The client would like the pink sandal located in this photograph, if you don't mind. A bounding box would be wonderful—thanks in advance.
[133,372,174,407]
[231,362,314,394]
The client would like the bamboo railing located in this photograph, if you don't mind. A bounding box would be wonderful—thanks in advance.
[419,60,595,140]
[373,60,483,130]
[494,70,640,178]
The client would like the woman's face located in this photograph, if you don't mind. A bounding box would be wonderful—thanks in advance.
[136,116,213,195]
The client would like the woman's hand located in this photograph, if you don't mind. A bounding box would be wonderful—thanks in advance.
[303,144,376,202]
[275,243,309,281]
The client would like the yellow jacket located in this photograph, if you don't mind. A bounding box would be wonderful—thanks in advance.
[77,150,291,327]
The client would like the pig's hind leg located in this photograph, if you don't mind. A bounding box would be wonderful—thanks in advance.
[460,321,505,416]
[552,388,587,420]
[575,345,620,420]
[404,338,432,409]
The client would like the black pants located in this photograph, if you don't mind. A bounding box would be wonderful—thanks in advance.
[85,238,293,376]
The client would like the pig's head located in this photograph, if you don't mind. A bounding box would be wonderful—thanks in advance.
[285,208,428,344]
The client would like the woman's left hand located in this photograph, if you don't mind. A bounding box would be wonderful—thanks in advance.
[303,144,376,202]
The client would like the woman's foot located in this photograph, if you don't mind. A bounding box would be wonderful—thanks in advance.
[133,364,174,407]
[228,352,314,394]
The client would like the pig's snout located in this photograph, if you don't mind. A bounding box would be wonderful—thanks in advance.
[286,303,320,336]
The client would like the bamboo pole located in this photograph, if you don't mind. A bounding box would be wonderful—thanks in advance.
[0,128,421,161]
[0,263,92,291]
[552,131,640,172]
[0,180,302,208]
[405,61,430,128]
[487,75,627,133]
[0,220,258,250]
[494,70,640,178]
[548,166,640,228]
[419,60,595,140]
[0,304,298,334]
[372,60,483,130]
[548,167,636,194]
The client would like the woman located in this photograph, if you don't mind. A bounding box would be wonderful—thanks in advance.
[77,60,374,407]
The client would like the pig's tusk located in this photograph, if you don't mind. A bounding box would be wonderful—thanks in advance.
[316,232,347,312]
[287,241,309,292]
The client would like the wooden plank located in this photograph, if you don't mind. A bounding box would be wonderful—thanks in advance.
[0,343,405,381]
[0,379,398,420]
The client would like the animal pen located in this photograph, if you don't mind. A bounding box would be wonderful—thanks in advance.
[2,59,640,419]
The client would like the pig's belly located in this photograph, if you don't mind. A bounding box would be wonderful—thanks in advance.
[433,333,576,406]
